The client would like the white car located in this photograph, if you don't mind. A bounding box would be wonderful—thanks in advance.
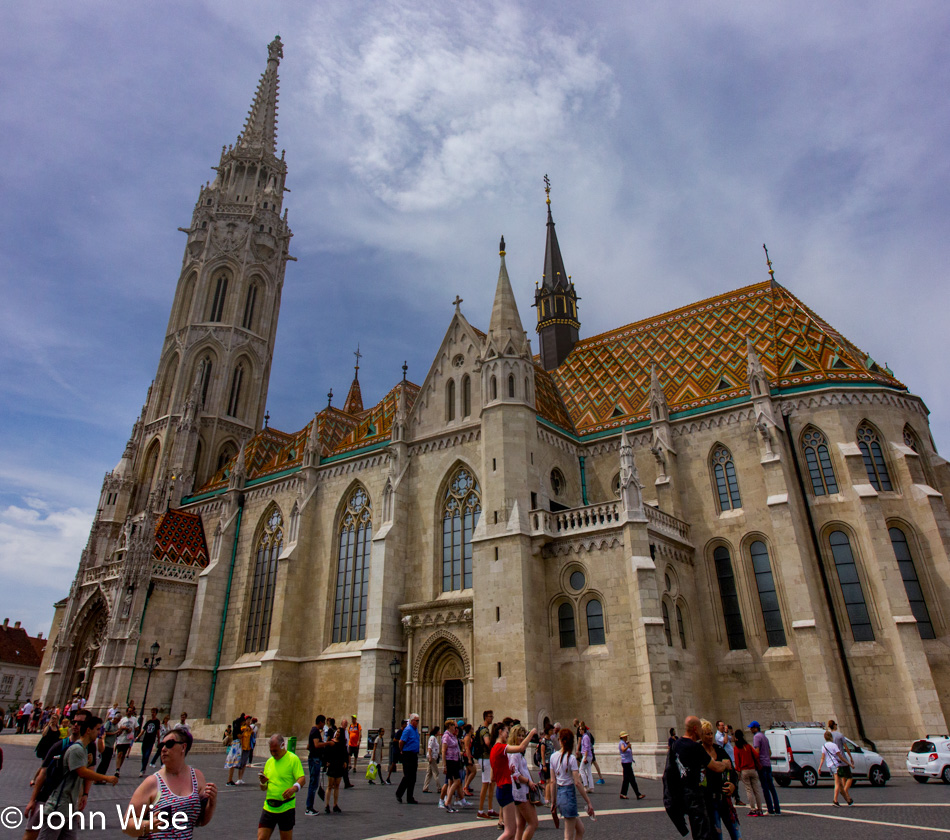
[907,736,950,783]
[765,726,889,788]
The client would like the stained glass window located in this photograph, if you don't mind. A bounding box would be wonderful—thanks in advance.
[245,507,283,652]
[857,423,892,491]
[712,446,741,511]
[802,427,838,496]
[333,487,372,642]
[442,468,481,591]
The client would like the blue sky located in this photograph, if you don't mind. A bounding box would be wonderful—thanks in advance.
[2,1,949,635]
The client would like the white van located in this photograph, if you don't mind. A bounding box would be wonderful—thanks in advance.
[764,726,890,788]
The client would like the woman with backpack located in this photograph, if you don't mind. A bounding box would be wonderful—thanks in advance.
[733,729,764,816]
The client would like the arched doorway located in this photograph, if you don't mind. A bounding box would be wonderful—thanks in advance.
[61,597,109,706]
[411,631,471,728]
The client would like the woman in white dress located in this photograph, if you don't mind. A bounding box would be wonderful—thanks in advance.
[507,724,539,840]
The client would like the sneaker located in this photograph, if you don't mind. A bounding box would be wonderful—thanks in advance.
[368,780,375,785]
[477,811,491,819]
[333,805,342,813]
[305,809,319,816]
[139,772,144,777]
[488,810,499,817]
[439,800,446,809]
[226,781,236,786]
[446,806,458,813]
[596,779,606,785]
[325,806,331,814]
[236,779,245,785]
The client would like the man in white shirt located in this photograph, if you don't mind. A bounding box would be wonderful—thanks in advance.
[114,707,136,776]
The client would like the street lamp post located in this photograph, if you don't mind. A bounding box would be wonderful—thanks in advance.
[139,642,161,728]
[389,656,401,741]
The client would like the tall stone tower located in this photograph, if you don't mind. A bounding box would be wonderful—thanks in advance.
[140,34,293,507]
[39,37,293,710]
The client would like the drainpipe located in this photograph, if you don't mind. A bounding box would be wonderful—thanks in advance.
[125,581,155,706]
[207,495,245,718]
[781,412,875,751]
[578,456,589,506]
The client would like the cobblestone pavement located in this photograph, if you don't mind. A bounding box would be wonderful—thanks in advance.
[2,740,950,838]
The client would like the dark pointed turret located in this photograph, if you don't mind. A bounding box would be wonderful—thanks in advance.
[534,176,580,370]
[343,345,364,414]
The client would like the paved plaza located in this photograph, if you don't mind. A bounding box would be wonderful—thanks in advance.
[1,740,949,838]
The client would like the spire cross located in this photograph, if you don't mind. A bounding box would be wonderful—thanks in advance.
[453,295,463,313]
[264,410,270,428]
[543,174,551,205]
[353,344,362,378]
[402,361,408,381]
[327,389,333,408]
[763,243,776,281]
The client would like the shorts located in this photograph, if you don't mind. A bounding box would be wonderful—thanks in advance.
[496,783,514,808]
[479,757,492,785]
[836,765,852,779]
[445,759,461,781]
[348,745,360,757]
[240,749,252,768]
[557,783,579,818]
[259,808,295,831]
[539,766,550,782]
[116,743,131,756]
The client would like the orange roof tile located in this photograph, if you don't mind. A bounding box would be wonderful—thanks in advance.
[152,509,209,567]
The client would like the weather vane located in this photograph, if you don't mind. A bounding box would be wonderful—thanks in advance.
[763,244,776,281]
[544,174,551,205]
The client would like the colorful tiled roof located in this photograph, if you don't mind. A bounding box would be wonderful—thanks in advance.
[550,281,904,437]
[192,380,420,494]
[152,509,209,567]
[0,623,47,668]
[533,365,576,434]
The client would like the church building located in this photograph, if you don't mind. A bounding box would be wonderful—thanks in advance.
[39,37,950,771]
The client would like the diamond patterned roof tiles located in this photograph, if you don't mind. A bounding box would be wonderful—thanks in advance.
[550,280,904,437]
[152,509,209,567]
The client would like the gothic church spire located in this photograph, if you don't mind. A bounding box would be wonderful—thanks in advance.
[237,36,283,154]
[488,236,527,347]
[534,177,580,370]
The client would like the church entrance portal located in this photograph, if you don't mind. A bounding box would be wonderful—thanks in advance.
[411,631,470,728]
[443,679,464,721]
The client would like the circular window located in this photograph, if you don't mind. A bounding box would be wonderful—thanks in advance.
[569,570,586,591]
[453,354,465,367]
[551,468,565,496]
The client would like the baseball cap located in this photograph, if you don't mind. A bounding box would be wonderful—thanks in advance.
[748,721,760,729]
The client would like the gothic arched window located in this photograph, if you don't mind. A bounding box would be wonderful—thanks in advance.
[676,604,687,648]
[857,423,892,491]
[442,468,481,591]
[749,540,786,647]
[508,374,515,398]
[158,354,179,417]
[242,282,258,330]
[333,487,372,643]
[711,445,742,512]
[198,356,213,408]
[462,375,472,417]
[490,376,497,401]
[662,601,673,646]
[446,379,456,422]
[801,427,838,496]
[889,526,935,639]
[713,545,746,649]
[244,507,283,653]
[209,273,228,322]
[216,441,236,474]
[227,363,244,418]
[558,602,576,648]
[828,530,874,641]
[586,599,605,645]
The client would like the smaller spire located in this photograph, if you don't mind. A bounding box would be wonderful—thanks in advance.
[487,235,526,346]
[228,440,247,491]
[304,411,322,468]
[649,365,670,424]
[343,346,364,414]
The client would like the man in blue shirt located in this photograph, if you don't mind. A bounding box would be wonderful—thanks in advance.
[395,714,420,804]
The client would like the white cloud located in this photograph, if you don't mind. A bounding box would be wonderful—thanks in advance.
[301,3,616,212]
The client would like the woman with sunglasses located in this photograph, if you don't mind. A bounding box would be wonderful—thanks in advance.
[123,726,217,838]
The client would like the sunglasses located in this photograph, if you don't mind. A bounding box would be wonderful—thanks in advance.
[160,739,184,750]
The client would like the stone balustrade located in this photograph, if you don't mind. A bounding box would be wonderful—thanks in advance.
[530,500,691,546]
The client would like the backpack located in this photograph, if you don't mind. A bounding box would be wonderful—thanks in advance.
[38,739,72,803]
[472,726,489,760]
[662,744,689,837]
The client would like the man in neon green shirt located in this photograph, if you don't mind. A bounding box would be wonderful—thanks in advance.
[258,733,305,839]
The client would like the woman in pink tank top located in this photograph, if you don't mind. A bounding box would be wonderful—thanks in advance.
[123,726,217,838]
